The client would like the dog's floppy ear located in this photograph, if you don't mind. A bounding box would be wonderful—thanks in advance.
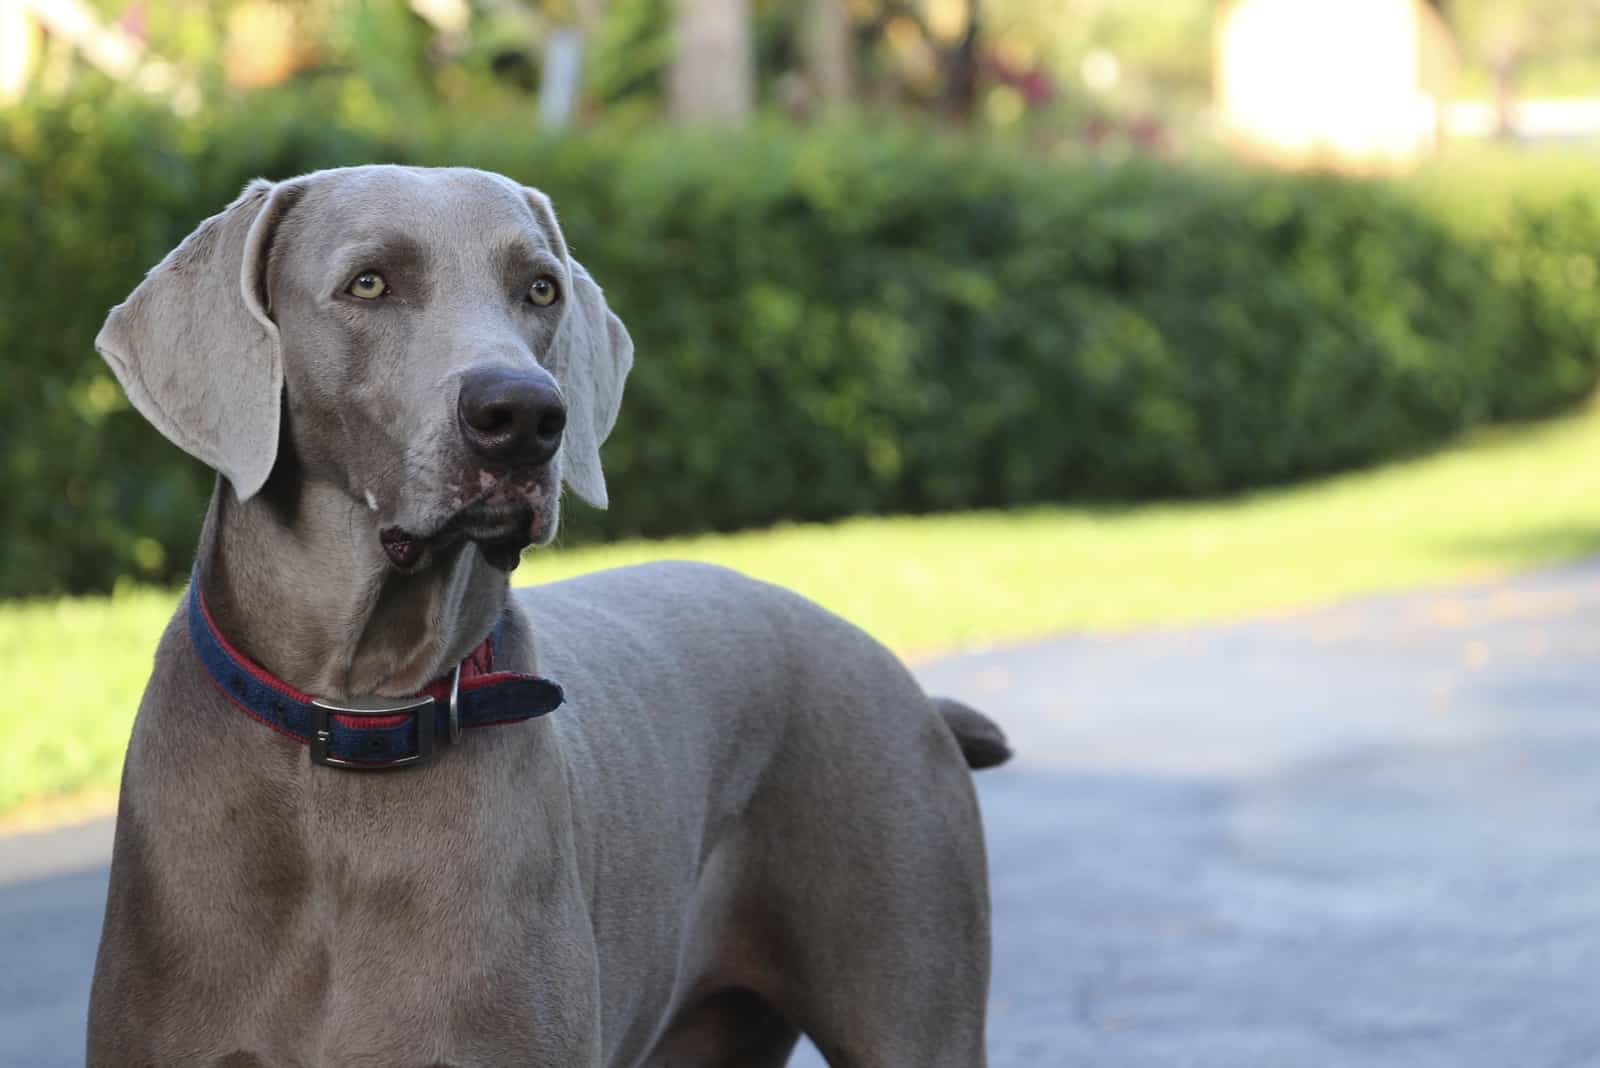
[520,182,631,509]
[96,177,299,502]
[520,185,632,507]
[552,258,633,508]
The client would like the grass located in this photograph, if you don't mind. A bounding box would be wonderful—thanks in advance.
[1398,142,1600,232]
[5,401,1600,821]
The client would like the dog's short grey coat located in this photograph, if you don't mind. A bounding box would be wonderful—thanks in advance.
[87,165,1008,1067]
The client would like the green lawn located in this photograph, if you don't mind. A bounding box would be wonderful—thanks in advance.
[5,401,1600,821]
[1399,143,1600,232]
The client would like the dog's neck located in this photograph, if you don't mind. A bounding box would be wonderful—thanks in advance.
[196,475,511,699]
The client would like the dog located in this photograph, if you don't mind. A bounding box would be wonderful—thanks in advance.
[87,165,1010,1067]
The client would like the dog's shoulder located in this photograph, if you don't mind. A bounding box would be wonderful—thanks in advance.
[520,559,801,624]
[531,558,767,596]
[520,559,910,696]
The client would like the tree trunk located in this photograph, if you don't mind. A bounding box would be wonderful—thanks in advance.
[940,0,981,121]
[803,0,852,109]
[669,0,754,122]
[539,0,605,130]
[1491,50,1520,140]
[539,27,585,129]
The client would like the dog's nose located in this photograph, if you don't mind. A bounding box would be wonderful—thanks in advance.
[457,367,567,468]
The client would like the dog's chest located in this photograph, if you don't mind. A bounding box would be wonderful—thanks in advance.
[100,758,601,1066]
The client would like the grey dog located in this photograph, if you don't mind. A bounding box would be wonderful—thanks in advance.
[87,165,1010,1067]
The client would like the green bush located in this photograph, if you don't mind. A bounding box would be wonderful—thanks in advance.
[3,90,1599,596]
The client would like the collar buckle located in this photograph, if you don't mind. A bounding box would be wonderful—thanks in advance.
[447,661,463,745]
[310,693,436,769]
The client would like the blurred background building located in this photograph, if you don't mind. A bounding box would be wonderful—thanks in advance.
[1216,0,1456,169]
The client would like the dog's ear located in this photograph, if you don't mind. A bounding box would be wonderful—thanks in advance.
[96,177,300,502]
[552,258,633,508]
[514,187,630,510]
[520,185,632,507]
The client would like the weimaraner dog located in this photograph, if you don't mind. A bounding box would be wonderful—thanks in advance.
[88,165,1010,1067]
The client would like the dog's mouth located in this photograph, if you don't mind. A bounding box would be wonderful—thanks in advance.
[380,467,555,573]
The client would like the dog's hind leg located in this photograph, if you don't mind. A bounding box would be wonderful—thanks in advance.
[750,699,994,1067]
[642,987,800,1068]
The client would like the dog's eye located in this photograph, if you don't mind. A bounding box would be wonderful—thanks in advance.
[527,276,560,307]
[348,272,388,300]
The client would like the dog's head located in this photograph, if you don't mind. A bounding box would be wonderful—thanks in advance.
[96,165,632,571]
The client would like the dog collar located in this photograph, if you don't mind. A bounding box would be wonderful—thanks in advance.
[187,579,563,770]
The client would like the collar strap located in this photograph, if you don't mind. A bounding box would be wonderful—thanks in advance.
[187,580,563,770]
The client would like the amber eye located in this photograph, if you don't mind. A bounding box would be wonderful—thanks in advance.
[348,272,388,299]
[527,276,560,307]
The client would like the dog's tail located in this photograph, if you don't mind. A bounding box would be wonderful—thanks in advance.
[934,697,1012,771]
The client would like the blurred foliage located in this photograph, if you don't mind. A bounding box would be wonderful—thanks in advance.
[4,85,1600,596]
[69,0,1600,142]
[72,0,1202,135]
[984,0,1211,100]
[587,0,674,119]
[68,0,1600,160]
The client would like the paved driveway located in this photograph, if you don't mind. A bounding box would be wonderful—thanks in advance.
[7,561,1600,1067]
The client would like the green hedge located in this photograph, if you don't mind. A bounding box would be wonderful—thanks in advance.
[4,90,1600,596]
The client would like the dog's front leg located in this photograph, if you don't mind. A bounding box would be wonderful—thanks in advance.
[454,929,605,1068]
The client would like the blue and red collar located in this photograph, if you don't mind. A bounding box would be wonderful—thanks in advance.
[188,579,563,770]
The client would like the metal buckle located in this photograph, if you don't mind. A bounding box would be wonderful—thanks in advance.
[309,693,435,769]
[447,662,463,745]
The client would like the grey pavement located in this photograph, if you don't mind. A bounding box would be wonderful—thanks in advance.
[8,560,1600,1067]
